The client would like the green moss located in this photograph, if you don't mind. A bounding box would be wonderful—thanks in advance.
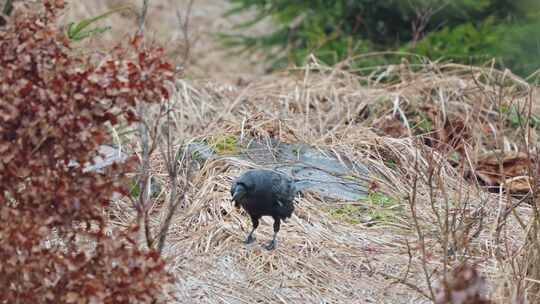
[501,104,540,129]
[329,204,364,225]
[328,192,402,225]
[384,159,398,170]
[366,209,389,222]
[209,135,238,154]
[367,192,396,207]
[364,192,402,224]
[410,110,433,133]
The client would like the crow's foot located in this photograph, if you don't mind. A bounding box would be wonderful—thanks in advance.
[265,240,276,250]
[245,234,256,244]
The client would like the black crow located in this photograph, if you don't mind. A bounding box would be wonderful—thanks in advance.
[230,169,297,250]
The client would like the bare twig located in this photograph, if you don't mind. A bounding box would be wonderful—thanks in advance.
[155,101,191,254]
[379,270,431,300]
[137,102,154,249]
[496,193,532,234]
[409,141,436,301]
[409,0,449,47]
[176,0,196,66]
[137,0,150,36]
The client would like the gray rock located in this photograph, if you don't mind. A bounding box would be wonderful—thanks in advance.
[188,137,369,202]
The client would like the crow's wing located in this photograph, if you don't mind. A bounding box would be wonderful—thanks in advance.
[270,172,296,207]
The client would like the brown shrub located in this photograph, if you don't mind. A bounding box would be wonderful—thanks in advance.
[435,263,494,304]
[0,0,175,302]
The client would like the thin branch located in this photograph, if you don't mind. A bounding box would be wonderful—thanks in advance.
[155,102,191,254]
[137,0,150,36]
[409,0,449,47]
[496,193,532,234]
[137,102,154,249]
[176,0,195,66]
[379,270,431,300]
[409,141,436,301]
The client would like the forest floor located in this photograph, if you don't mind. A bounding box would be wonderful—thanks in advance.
[66,1,540,303]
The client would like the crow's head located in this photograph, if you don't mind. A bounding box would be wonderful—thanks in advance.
[230,181,248,208]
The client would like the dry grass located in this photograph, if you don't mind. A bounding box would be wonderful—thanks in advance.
[108,59,539,303]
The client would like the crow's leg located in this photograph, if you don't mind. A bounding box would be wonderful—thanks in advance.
[245,215,259,244]
[265,217,281,250]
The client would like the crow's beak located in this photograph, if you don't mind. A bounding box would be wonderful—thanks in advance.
[231,188,245,201]
[231,186,246,207]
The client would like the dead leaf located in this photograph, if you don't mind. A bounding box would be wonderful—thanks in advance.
[373,114,408,138]
[474,151,537,194]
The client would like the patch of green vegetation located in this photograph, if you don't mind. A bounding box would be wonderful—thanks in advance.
[367,208,393,222]
[191,149,205,162]
[411,111,433,133]
[367,192,396,207]
[448,151,461,163]
[209,135,239,154]
[224,0,540,78]
[364,192,401,224]
[66,6,132,41]
[500,104,540,129]
[128,178,161,200]
[129,180,141,199]
[189,140,209,162]
[329,204,364,225]
[384,159,398,170]
[329,192,402,225]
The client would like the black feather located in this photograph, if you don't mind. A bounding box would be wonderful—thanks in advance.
[230,169,297,250]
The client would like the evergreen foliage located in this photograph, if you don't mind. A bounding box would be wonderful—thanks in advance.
[223,0,540,77]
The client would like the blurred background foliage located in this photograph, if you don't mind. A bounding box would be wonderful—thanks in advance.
[221,0,540,78]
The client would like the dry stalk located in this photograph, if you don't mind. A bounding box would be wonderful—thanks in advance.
[176,0,196,66]
[155,98,192,254]
[137,0,149,36]
[408,142,436,301]
[521,90,540,302]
